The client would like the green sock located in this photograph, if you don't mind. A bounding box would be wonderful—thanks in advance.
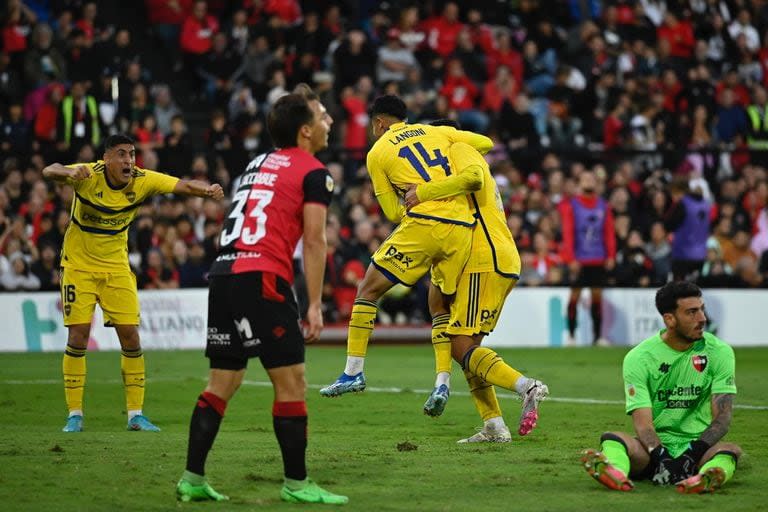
[600,439,631,476]
[284,477,308,490]
[182,470,205,485]
[699,453,737,483]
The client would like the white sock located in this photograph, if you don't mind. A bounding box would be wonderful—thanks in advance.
[344,356,365,376]
[127,409,142,420]
[68,409,83,418]
[434,371,450,387]
[514,376,530,395]
[484,416,506,430]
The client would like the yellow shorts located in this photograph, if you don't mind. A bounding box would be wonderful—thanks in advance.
[60,268,140,326]
[447,271,517,336]
[372,216,471,295]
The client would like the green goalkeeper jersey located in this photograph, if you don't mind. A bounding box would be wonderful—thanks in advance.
[623,330,737,448]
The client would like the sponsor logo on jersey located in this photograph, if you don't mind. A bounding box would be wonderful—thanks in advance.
[692,355,708,372]
[384,245,413,268]
[81,212,130,226]
[656,384,703,408]
[207,327,231,346]
[95,191,103,198]
[480,309,498,322]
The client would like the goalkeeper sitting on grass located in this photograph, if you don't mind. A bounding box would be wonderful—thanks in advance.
[581,281,742,494]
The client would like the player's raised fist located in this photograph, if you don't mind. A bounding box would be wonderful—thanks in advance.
[206,184,224,200]
[70,165,91,180]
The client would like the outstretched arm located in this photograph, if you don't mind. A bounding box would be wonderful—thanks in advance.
[173,179,224,200]
[42,163,90,183]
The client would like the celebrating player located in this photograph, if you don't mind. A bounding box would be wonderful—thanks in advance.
[176,92,348,505]
[405,124,548,439]
[320,95,492,397]
[43,134,224,433]
[581,281,742,494]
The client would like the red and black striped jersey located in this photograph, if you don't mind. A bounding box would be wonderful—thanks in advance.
[209,148,333,283]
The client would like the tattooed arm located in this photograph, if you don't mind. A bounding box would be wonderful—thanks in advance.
[631,408,662,452]
[699,393,734,446]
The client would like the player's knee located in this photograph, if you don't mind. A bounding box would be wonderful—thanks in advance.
[67,325,90,348]
[599,432,629,447]
[715,442,742,459]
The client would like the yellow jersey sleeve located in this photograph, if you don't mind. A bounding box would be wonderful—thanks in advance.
[434,126,493,155]
[366,145,406,222]
[63,162,96,192]
[140,168,180,196]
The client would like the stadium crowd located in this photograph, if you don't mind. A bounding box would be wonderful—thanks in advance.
[1,0,767,323]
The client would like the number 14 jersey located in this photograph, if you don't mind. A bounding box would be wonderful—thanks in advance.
[209,148,333,283]
[366,122,492,226]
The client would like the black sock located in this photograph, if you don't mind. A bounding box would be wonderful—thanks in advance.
[567,300,578,336]
[186,392,226,476]
[273,401,308,481]
[591,301,602,344]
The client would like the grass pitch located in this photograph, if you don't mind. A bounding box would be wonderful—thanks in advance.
[1,345,766,512]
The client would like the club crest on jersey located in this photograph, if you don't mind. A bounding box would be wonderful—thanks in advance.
[125,191,136,202]
[692,355,708,372]
[325,174,334,192]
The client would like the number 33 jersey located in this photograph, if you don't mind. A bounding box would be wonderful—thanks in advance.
[210,148,333,283]
[366,122,491,226]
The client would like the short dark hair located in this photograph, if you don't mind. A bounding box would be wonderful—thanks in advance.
[267,93,315,148]
[104,134,134,150]
[292,83,318,101]
[369,95,407,121]
[655,281,702,315]
[429,118,460,129]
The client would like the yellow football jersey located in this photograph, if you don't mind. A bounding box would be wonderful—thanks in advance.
[366,122,492,226]
[61,161,179,272]
[449,142,520,276]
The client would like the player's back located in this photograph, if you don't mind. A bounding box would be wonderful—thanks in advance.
[448,142,520,277]
[367,122,476,225]
[210,148,330,284]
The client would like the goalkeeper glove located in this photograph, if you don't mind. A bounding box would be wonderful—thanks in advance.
[669,440,710,482]
[650,446,674,485]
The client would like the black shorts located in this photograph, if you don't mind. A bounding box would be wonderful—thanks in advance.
[573,265,608,288]
[671,259,704,281]
[206,272,304,370]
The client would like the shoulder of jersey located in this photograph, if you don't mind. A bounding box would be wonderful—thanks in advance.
[91,161,106,174]
[131,166,147,178]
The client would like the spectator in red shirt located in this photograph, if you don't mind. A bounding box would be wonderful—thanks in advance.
[486,30,523,89]
[439,58,489,132]
[657,11,694,60]
[603,100,627,150]
[340,84,369,172]
[715,69,752,107]
[420,1,464,58]
[466,8,495,55]
[146,0,192,70]
[180,0,219,84]
[481,65,518,115]
[75,2,98,44]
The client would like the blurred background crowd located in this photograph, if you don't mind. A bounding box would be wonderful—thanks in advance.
[0,0,767,324]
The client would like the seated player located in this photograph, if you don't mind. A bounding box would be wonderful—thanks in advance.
[581,281,742,494]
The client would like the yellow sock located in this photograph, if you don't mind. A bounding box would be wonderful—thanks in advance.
[467,347,523,391]
[63,345,86,414]
[121,348,145,412]
[431,314,451,374]
[347,299,378,357]
[464,368,502,421]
